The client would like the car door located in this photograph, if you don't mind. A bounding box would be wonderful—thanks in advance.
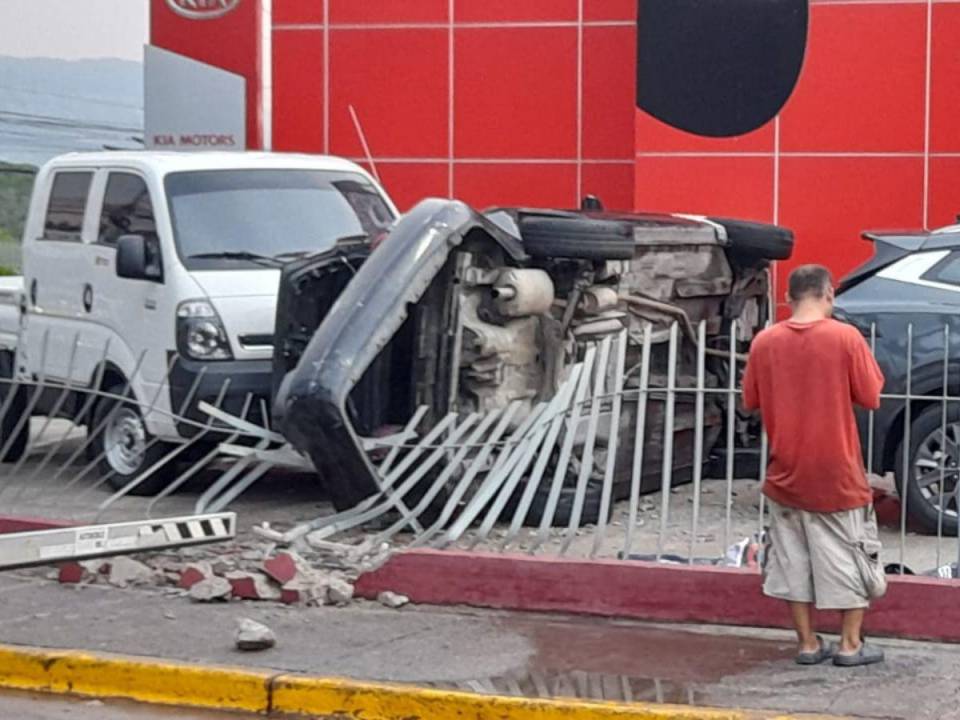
[21,169,96,382]
[87,170,167,393]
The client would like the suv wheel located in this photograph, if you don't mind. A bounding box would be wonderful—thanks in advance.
[895,404,960,536]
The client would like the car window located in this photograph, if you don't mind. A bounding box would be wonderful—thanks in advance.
[927,252,960,286]
[43,171,92,242]
[99,173,157,246]
[165,169,395,270]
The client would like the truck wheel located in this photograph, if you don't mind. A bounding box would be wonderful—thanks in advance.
[894,404,960,536]
[519,216,635,260]
[0,352,27,463]
[91,383,175,496]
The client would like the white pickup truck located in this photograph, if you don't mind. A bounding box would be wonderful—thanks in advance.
[0,151,396,491]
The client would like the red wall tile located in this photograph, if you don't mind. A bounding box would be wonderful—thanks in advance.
[329,0,448,24]
[328,29,448,158]
[778,157,924,280]
[581,163,634,212]
[454,163,578,208]
[272,30,324,153]
[274,0,324,25]
[635,112,775,153]
[583,26,636,160]
[584,0,635,22]
[779,4,926,152]
[931,4,960,152]
[928,159,960,230]
[454,27,577,158]
[455,0,577,23]
[377,163,450,211]
[634,156,774,222]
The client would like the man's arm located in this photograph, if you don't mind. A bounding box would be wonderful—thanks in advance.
[849,332,884,410]
[742,352,760,411]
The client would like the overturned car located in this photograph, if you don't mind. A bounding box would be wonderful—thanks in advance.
[271,199,793,525]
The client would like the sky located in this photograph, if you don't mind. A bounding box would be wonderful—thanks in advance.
[0,0,148,62]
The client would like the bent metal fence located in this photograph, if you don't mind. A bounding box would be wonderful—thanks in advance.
[250,319,960,580]
[1,322,958,581]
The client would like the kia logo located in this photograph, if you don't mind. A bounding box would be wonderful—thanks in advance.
[165,0,240,20]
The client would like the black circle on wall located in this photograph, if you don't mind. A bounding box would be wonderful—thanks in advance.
[636,0,808,137]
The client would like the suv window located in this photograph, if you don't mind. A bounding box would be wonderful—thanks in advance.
[99,173,157,246]
[43,171,92,242]
[926,252,960,286]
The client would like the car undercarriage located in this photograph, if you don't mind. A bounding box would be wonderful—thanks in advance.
[271,199,793,523]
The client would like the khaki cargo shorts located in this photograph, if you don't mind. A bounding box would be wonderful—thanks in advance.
[762,499,884,610]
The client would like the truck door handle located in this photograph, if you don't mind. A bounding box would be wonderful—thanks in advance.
[82,284,93,313]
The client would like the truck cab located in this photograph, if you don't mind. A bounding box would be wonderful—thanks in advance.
[9,151,396,489]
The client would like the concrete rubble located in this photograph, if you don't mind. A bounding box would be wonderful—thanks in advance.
[107,557,159,588]
[47,529,389,609]
[377,591,410,609]
[235,618,276,651]
[189,576,233,602]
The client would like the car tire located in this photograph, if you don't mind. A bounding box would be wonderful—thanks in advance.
[91,382,175,496]
[0,351,28,463]
[708,217,794,261]
[894,403,960,536]
[505,478,612,527]
[519,216,635,260]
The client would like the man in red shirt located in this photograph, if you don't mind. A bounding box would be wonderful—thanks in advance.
[743,264,886,667]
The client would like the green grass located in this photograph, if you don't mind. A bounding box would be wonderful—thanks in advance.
[0,162,36,243]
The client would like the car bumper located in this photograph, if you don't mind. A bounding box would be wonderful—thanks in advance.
[168,354,272,439]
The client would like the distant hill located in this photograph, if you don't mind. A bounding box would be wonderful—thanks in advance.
[0,56,143,166]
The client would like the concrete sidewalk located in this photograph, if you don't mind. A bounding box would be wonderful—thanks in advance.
[1,572,959,719]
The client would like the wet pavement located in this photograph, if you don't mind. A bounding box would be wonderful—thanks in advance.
[2,573,960,719]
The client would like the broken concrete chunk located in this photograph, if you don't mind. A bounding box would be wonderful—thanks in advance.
[262,551,314,586]
[211,560,235,575]
[326,577,355,605]
[226,571,282,602]
[377,591,409,609]
[280,577,328,606]
[188,576,233,602]
[107,557,158,588]
[235,618,276,651]
[178,562,214,589]
[58,559,105,585]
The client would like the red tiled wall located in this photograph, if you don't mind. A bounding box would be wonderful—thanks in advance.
[272,0,637,212]
[634,0,951,312]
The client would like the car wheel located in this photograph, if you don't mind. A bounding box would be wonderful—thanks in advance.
[707,217,794,261]
[894,404,960,536]
[91,382,175,495]
[518,216,635,260]
[0,351,27,463]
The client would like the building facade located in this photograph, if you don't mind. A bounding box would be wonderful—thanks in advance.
[150,0,960,305]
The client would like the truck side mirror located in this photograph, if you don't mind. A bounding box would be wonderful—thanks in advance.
[116,234,163,283]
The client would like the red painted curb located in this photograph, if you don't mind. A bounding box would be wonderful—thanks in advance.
[355,549,960,643]
[0,515,74,534]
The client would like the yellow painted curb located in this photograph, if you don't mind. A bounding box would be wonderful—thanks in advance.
[0,644,272,712]
[0,643,844,720]
[272,674,746,719]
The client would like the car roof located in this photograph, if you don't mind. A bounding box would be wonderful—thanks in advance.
[864,226,960,252]
[39,151,371,177]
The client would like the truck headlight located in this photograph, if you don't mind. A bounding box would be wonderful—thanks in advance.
[176,300,233,360]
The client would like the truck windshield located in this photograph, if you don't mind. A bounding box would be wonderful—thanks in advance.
[164,169,394,270]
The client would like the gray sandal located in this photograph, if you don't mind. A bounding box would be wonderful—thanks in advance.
[834,641,885,667]
[795,636,837,665]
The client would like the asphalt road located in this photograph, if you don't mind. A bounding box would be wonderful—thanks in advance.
[0,690,258,719]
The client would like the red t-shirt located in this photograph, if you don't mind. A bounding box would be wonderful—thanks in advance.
[742,318,884,513]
